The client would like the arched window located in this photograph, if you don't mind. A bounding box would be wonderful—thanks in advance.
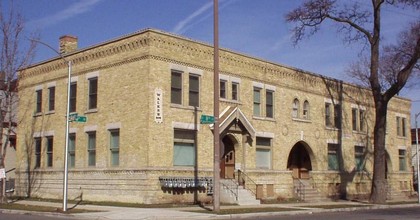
[303,100,310,119]
[292,98,299,118]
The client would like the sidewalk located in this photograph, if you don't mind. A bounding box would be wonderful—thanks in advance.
[1,198,420,220]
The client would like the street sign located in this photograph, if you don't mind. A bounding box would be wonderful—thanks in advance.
[75,115,87,123]
[69,113,78,121]
[200,115,215,124]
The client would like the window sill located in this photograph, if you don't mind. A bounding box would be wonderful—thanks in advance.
[170,104,202,112]
[252,116,276,122]
[397,136,407,140]
[33,112,43,117]
[85,109,98,114]
[45,111,55,115]
[352,130,367,135]
[325,127,340,131]
[292,118,311,123]
[220,99,242,105]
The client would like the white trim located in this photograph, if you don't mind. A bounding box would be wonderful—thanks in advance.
[84,125,98,132]
[219,74,229,81]
[351,104,366,110]
[230,76,241,83]
[69,128,77,134]
[47,82,56,88]
[34,85,43,91]
[43,130,55,137]
[327,139,338,144]
[398,146,407,150]
[355,142,365,147]
[253,81,264,89]
[255,132,274,138]
[71,76,78,83]
[86,71,99,79]
[170,63,185,72]
[265,84,276,91]
[187,67,203,76]
[396,113,407,118]
[106,122,121,130]
[172,122,199,131]
[33,132,42,138]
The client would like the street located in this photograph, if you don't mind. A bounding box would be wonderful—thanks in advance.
[0,212,75,220]
[237,206,420,220]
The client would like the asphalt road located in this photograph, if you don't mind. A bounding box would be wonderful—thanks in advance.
[0,212,75,220]
[237,206,420,220]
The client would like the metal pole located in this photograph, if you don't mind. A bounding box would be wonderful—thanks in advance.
[213,0,220,212]
[415,112,419,204]
[63,60,71,212]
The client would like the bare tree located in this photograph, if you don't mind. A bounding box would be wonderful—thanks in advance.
[0,0,37,203]
[286,0,420,204]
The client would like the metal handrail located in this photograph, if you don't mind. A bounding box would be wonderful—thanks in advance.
[294,178,305,201]
[220,179,238,201]
[237,170,257,196]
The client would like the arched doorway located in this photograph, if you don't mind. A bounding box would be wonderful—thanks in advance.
[287,141,313,179]
[221,135,236,179]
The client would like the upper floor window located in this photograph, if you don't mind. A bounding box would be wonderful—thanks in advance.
[325,102,340,128]
[266,90,274,118]
[35,89,42,113]
[232,82,239,101]
[253,87,261,117]
[292,99,299,118]
[220,80,227,99]
[48,87,55,112]
[87,131,96,167]
[70,82,77,113]
[334,104,341,128]
[303,100,309,119]
[188,74,199,107]
[359,110,365,132]
[171,71,182,105]
[352,108,358,131]
[88,77,98,110]
[399,149,406,171]
[396,116,407,137]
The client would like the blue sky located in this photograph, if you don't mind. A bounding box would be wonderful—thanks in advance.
[8,0,420,124]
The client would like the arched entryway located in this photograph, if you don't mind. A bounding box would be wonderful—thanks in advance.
[287,141,313,179]
[221,135,237,179]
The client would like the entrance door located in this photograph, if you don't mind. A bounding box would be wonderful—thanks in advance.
[221,136,235,179]
[287,142,312,179]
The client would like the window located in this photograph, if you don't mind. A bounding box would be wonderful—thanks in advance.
[189,74,199,107]
[171,71,182,105]
[110,129,120,166]
[401,118,406,137]
[334,104,341,128]
[352,108,358,131]
[68,134,76,168]
[354,146,364,171]
[328,143,339,170]
[325,103,332,127]
[35,138,41,168]
[88,77,98,110]
[220,80,227,99]
[232,82,239,101]
[46,136,53,167]
[173,129,195,166]
[253,88,261,116]
[303,101,309,119]
[35,90,42,113]
[70,82,77,113]
[399,149,406,171]
[266,90,274,118]
[256,137,271,169]
[359,109,365,132]
[87,132,96,166]
[48,87,55,111]
[292,99,299,118]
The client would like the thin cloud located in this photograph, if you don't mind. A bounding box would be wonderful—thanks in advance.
[172,0,239,34]
[28,0,102,29]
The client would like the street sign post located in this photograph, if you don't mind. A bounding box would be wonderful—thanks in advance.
[200,115,215,124]
[75,115,87,123]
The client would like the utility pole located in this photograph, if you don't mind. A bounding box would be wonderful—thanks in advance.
[415,112,419,204]
[213,0,220,212]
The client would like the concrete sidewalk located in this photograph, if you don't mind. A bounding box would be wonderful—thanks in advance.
[2,199,420,220]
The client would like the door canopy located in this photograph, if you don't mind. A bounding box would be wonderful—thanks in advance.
[210,106,256,138]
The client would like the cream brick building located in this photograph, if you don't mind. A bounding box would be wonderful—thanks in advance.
[16,29,413,204]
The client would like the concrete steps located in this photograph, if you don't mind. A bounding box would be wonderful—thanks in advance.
[294,179,329,202]
[220,179,260,205]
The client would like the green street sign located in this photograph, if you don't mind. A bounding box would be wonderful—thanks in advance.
[69,113,78,121]
[75,115,87,123]
[200,115,214,124]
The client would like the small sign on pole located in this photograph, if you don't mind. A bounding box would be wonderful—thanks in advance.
[200,115,215,124]
[0,168,5,179]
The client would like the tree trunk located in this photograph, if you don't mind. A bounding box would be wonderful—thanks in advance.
[370,99,388,204]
